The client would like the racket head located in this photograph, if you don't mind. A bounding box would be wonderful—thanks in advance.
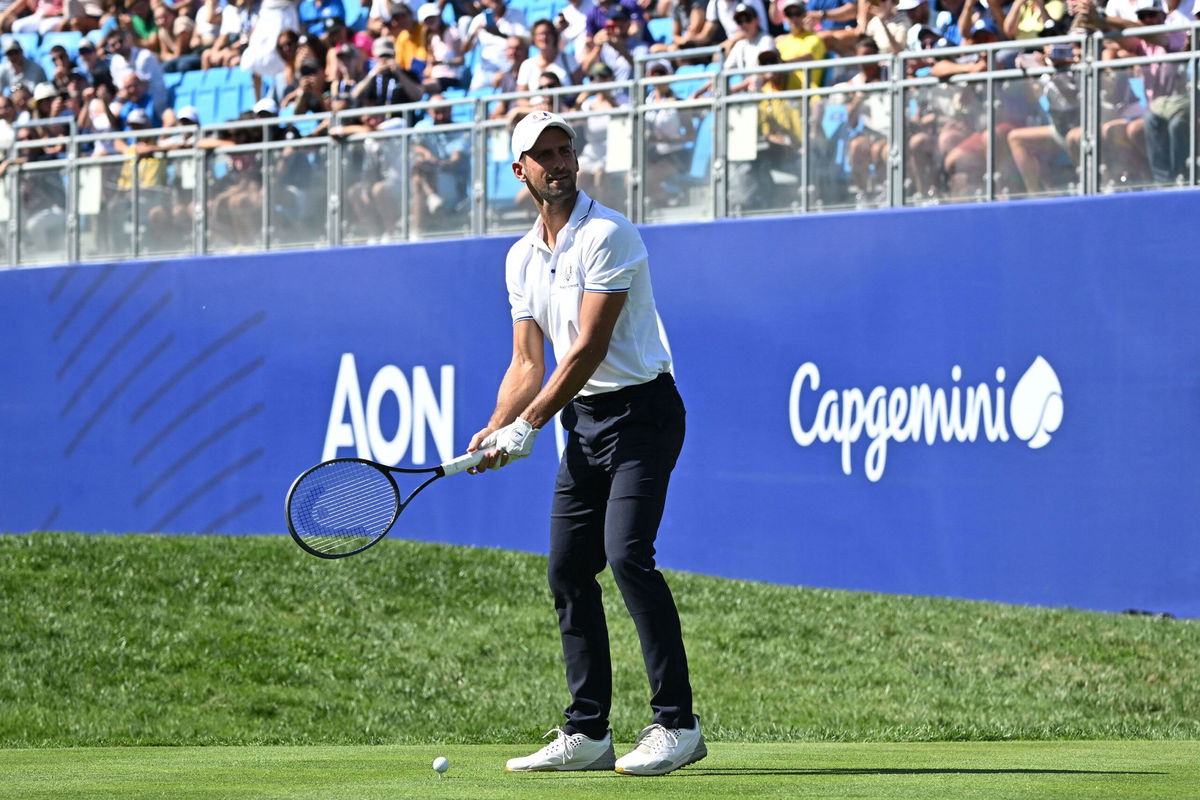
[286,458,401,558]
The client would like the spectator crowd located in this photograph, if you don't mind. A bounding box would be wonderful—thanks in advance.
[0,0,1197,244]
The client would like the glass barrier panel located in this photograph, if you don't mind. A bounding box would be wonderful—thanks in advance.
[410,125,473,240]
[0,171,10,267]
[340,135,408,245]
[641,99,710,224]
[17,165,68,266]
[808,84,892,211]
[76,158,130,262]
[1095,60,1189,193]
[268,143,329,250]
[139,153,197,258]
[999,70,1083,199]
[483,123,537,235]
[206,149,265,254]
[725,93,803,216]
[903,82,988,205]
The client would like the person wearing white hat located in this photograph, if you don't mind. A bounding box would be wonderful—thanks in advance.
[470,110,704,778]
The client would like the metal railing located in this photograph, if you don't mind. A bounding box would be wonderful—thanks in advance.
[3,23,1199,267]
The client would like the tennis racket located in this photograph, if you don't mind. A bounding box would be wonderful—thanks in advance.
[285,451,484,559]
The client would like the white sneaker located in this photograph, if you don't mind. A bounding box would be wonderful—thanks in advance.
[504,728,616,772]
[425,192,444,214]
[614,716,707,776]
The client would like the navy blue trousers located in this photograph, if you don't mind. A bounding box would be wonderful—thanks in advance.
[548,373,693,739]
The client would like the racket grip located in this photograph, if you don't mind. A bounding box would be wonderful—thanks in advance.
[441,451,485,476]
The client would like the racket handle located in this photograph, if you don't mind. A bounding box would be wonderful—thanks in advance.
[440,451,485,477]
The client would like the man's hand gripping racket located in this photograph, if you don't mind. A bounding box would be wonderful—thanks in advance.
[285,451,484,558]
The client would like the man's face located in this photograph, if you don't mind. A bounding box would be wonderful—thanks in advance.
[51,49,71,72]
[122,75,143,100]
[5,48,22,66]
[0,98,12,121]
[605,17,630,39]
[106,33,126,55]
[515,127,578,203]
[504,37,525,61]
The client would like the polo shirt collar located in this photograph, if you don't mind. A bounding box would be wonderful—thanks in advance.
[525,190,596,252]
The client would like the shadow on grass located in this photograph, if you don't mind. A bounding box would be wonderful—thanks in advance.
[679,767,1167,777]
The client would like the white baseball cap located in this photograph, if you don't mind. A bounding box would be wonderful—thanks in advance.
[253,96,280,116]
[510,110,576,162]
[1133,0,1163,12]
[177,105,200,123]
[896,0,921,10]
[417,2,441,21]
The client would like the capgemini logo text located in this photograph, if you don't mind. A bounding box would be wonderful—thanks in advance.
[788,357,1063,482]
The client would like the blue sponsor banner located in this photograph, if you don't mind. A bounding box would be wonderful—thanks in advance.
[2,191,1198,616]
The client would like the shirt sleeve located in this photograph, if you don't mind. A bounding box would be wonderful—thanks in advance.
[705,0,719,23]
[582,221,645,293]
[506,249,532,323]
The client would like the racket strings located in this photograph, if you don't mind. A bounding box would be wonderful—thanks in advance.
[288,461,400,555]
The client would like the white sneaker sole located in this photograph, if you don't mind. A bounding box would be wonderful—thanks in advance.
[614,741,707,776]
[505,755,616,773]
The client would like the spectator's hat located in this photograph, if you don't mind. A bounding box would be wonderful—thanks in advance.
[969,17,998,39]
[388,1,413,17]
[896,0,920,10]
[417,2,441,22]
[781,0,806,10]
[78,39,96,53]
[32,82,58,103]
[1133,0,1164,12]
[336,42,357,57]
[647,58,673,75]
[588,61,614,79]
[126,108,150,126]
[253,96,280,116]
[320,6,346,30]
[907,24,938,48]
[606,5,631,21]
[2,35,22,55]
[510,109,576,161]
[372,36,396,57]
[177,105,200,124]
[732,2,753,13]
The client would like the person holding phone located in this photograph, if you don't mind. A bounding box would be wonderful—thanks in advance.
[463,0,529,90]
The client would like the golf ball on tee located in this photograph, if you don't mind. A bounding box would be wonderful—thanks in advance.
[432,756,450,774]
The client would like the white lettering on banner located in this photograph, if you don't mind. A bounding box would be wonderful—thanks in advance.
[323,354,455,465]
[789,357,1063,482]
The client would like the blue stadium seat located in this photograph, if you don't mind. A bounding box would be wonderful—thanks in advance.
[689,113,712,181]
[10,32,39,58]
[647,17,673,45]
[163,72,183,91]
[216,85,243,122]
[344,0,365,29]
[671,63,715,99]
[180,69,206,90]
[193,86,219,124]
[39,31,83,59]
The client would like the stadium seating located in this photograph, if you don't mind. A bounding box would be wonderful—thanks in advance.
[40,31,84,59]
[647,17,673,46]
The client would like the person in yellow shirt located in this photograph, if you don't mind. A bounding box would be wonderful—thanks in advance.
[774,0,826,88]
[386,2,430,78]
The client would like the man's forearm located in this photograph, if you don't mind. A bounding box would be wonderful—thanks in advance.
[520,338,608,429]
[488,360,545,430]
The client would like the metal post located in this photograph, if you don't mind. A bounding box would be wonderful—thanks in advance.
[131,151,141,261]
[473,115,486,237]
[891,54,904,207]
[712,72,727,219]
[328,135,341,247]
[630,96,642,223]
[66,135,79,264]
[984,51,995,202]
[800,69,810,213]
[195,148,208,255]
[262,148,272,250]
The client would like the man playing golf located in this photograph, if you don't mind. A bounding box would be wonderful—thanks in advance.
[467,110,704,776]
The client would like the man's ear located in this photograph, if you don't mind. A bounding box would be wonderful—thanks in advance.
[512,159,526,183]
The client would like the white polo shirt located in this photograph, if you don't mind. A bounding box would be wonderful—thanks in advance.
[506,190,672,397]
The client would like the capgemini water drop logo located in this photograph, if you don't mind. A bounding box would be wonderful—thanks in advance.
[1008,356,1064,449]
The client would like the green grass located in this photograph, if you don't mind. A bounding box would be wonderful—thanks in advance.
[3,741,1198,799]
[1,533,1199,748]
